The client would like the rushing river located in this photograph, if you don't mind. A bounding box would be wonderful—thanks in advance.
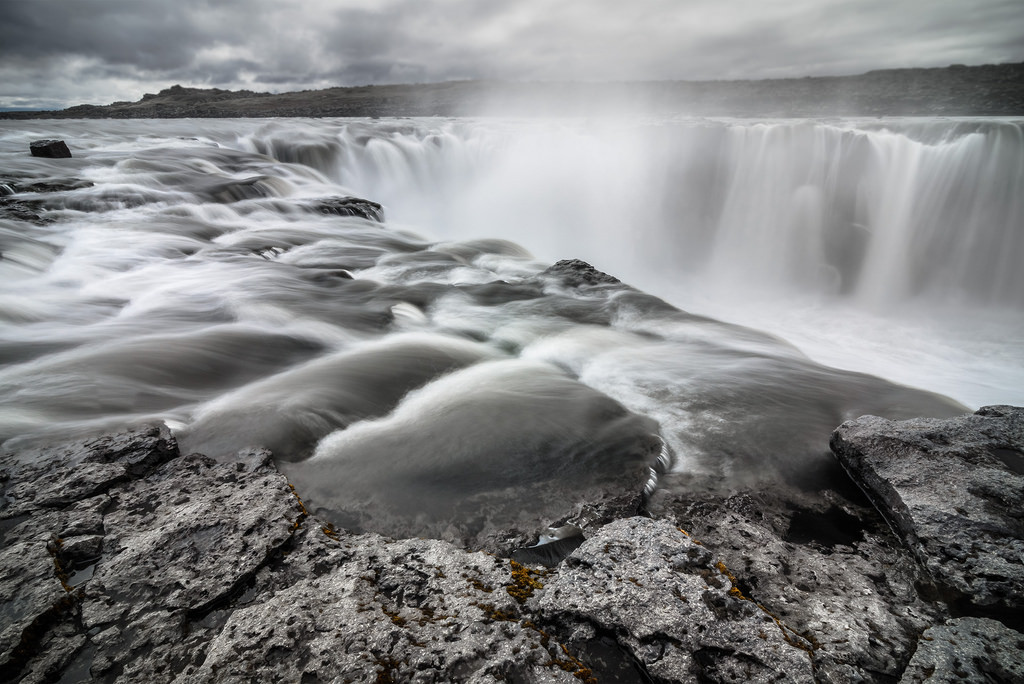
[1,117,1019,544]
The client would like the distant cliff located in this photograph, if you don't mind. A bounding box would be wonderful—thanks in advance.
[3,62,1022,118]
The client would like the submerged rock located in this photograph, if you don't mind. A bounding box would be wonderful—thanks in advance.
[831,405,1024,618]
[311,196,384,222]
[29,139,72,158]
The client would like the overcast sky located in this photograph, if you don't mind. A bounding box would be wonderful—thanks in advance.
[1,0,1021,110]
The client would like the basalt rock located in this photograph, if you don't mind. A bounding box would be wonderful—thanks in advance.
[541,259,622,288]
[540,516,816,683]
[3,409,1024,683]
[311,196,384,222]
[28,140,72,159]
[898,617,1024,683]
[648,477,944,682]
[831,405,1024,620]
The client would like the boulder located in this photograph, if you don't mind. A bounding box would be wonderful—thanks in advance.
[540,258,621,288]
[312,196,384,222]
[831,405,1024,617]
[540,517,816,683]
[29,139,72,158]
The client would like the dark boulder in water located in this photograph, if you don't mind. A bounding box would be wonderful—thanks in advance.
[29,139,72,158]
[900,617,1024,683]
[541,258,621,288]
[832,405,1024,618]
[312,196,384,222]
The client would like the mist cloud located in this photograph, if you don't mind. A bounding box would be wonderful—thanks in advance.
[1,0,1020,109]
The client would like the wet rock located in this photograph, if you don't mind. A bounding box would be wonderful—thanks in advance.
[4,408,1024,683]
[831,405,1024,617]
[540,517,815,683]
[28,140,72,158]
[0,539,73,675]
[899,617,1024,683]
[1,423,178,515]
[541,258,622,288]
[188,525,581,683]
[312,196,384,222]
[651,480,944,682]
[79,448,300,627]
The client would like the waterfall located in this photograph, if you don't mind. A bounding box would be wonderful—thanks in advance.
[243,117,1024,313]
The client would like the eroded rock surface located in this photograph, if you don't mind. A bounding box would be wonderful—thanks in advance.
[831,405,1024,617]
[3,409,1024,683]
[28,140,72,159]
[899,617,1024,683]
[541,517,815,683]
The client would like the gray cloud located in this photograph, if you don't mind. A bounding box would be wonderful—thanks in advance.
[0,0,1021,109]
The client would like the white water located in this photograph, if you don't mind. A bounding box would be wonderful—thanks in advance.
[244,116,1024,408]
[0,116,1018,543]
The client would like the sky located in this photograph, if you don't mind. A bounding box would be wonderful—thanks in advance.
[1,0,1021,110]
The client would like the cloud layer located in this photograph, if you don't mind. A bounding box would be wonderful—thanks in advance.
[2,0,1021,109]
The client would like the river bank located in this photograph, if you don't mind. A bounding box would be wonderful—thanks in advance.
[2,407,1022,682]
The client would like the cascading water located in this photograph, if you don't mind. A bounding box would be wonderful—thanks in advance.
[0,116,1018,545]
[244,116,1024,405]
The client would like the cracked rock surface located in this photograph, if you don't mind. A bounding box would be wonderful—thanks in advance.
[831,405,1024,616]
[898,617,1024,683]
[540,517,815,683]
[3,410,1024,683]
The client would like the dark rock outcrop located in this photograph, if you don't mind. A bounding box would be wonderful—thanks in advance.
[3,63,1022,119]
[28,140,72,158]
[899,617,1024,683]
[0,425,814,683]
[3,408,1024,683]
[831,405,1024,619]
[541,517,815,682]
[541,259,622,288]
[311,196,385,222]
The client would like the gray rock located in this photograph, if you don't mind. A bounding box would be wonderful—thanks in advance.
[5,409,1024,683]
[1,423,178,515]
[79,448,299,626]
[0,539,74,674]
[312,196,385,222]
[186,525,582,683]
[540,259,622,288]
[650,481,945,683]
[831,405,1024,615]
[28,139,72,158]
[900,617,1024,683]
[541,516,816,683]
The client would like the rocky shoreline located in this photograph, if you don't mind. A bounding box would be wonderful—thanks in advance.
[2,407,1022,683]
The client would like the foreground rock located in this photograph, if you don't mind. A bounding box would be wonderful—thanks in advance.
[832,405,1024,618]
[311,196,384,222]
[3,408,1024,682]
[0,425,806,683]
[899,617,1024,683]
[28,140,72,158]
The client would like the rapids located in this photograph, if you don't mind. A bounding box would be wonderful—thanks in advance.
[1,117,1019,543]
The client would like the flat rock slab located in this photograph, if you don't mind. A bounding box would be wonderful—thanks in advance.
[540,517,816,683]
[831,405,1024,615]
[900,617,1024,683]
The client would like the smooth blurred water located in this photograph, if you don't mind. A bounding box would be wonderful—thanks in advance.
[1,116,1016,543]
